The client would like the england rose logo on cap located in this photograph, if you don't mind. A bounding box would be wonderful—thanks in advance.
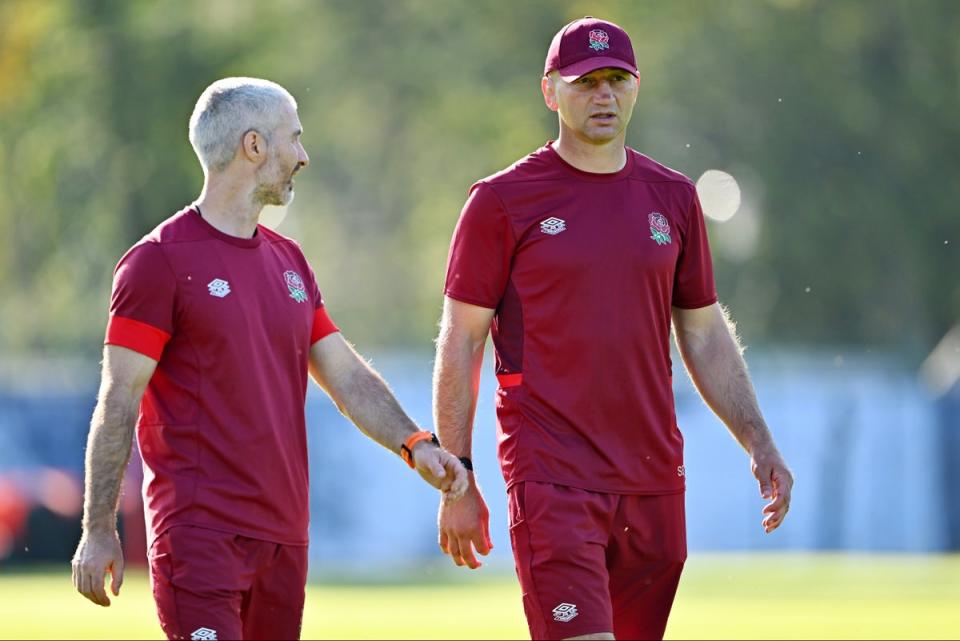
[588,29,610,52]
[544,17,638,81]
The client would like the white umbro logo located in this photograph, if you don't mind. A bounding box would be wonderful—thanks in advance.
[207,278,230,298]
[552,602,579,622]
[540,217,566,235]
[191,628,217,641]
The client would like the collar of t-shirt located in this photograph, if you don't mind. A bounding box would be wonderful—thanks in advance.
[543,141,634,183]
[192,206,262,249]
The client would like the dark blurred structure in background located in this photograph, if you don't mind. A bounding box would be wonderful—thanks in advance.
[0,362,147,568]
[0,347,957,573]
[0,0,957,570]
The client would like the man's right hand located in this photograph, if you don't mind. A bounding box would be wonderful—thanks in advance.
[71,529,125,607]
[438,484,492,569]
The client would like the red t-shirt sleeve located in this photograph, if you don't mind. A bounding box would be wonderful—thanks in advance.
[310,307,337,344]
[104,242,175,361]
[443,182,517,309]
[672,188,719,309]
[306,265,338,344]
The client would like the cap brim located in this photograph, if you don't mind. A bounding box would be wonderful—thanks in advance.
[557,57,639,82]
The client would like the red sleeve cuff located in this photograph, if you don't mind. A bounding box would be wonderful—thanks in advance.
[310,306,339,344]
[443,288,499,310]
[671,294,718,310]
[105,315,170,361]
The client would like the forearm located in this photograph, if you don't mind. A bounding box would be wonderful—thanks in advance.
[328,361,421,454]
[432,323,484,460]
[674,305,793,531]
[675,308,776,456]
[82,387,138,533]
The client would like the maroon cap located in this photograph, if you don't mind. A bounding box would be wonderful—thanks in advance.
[544,17,638,81]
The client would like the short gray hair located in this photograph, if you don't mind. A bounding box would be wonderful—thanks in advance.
[188,77,297,173]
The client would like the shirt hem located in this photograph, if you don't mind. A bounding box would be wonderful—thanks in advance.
[502,474,685,496]
[152,520,309,548]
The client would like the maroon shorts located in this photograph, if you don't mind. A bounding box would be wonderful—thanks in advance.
[148,525,308,640]
[508,482,686,640]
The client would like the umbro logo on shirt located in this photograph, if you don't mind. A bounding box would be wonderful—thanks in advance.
[552,602,579,622]
[207,278,231,298]
[191,628,217,641]
[540,217,566,235]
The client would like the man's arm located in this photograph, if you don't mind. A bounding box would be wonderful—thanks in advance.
[433,296,496,569]
[671,302,794,533]
[308,332,467,500]
[72,345,157,606]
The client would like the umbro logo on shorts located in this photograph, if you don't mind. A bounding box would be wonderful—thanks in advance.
[552,602,579,622]
[191,628,217,641]
[540,217,566,235]
[207,278,231,298]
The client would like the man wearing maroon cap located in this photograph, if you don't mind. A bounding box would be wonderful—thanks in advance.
[434,17,793,640]
[70,77,468,640]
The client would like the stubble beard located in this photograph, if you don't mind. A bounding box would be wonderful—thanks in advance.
[255,185,294,207]
[253,157,294,207]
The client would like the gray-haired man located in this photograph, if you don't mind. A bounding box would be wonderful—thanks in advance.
[71,77,467,640]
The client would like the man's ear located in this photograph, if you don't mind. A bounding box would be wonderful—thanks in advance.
[241,129,266,163]
[541,75,559,113]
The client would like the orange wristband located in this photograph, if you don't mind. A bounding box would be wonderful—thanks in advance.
[400,431,439,468]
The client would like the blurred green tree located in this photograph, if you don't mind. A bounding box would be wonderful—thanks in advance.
[0,0,956,360]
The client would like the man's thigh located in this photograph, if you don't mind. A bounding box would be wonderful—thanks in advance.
[508,482,618,640]
[242,543,308,640]
[149,525,246,641]
[607,492,687,641]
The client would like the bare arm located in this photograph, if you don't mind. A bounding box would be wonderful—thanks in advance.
[672,302,793,533]
[72,344,157,606]
[433,297,494,462]
[308,332,466,499]
[433,296,496,568]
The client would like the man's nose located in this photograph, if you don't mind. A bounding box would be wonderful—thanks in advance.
[593,80,614,100]
[298,144,310,168]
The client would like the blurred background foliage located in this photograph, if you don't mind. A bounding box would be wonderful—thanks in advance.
[0,0,957,360]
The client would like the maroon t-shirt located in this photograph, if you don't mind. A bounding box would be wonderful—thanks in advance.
[445,144,717,494]
[105,207,338,546]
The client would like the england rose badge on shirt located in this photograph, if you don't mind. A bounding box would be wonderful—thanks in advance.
[283,270,308,303]
[648,212,672,246]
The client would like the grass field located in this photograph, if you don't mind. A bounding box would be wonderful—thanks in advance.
[1,554,958,639]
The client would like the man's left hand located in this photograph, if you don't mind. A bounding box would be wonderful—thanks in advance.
[751,446,794,533]
[412,443,469,502]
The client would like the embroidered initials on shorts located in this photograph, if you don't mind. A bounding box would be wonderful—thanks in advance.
[552,602,579,622]
[191,628,217,641]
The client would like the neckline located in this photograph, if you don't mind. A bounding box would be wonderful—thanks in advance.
[544,141,634,183]
[190,206,262,248]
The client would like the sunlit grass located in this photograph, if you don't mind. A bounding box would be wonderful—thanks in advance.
[1,554,957,639]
